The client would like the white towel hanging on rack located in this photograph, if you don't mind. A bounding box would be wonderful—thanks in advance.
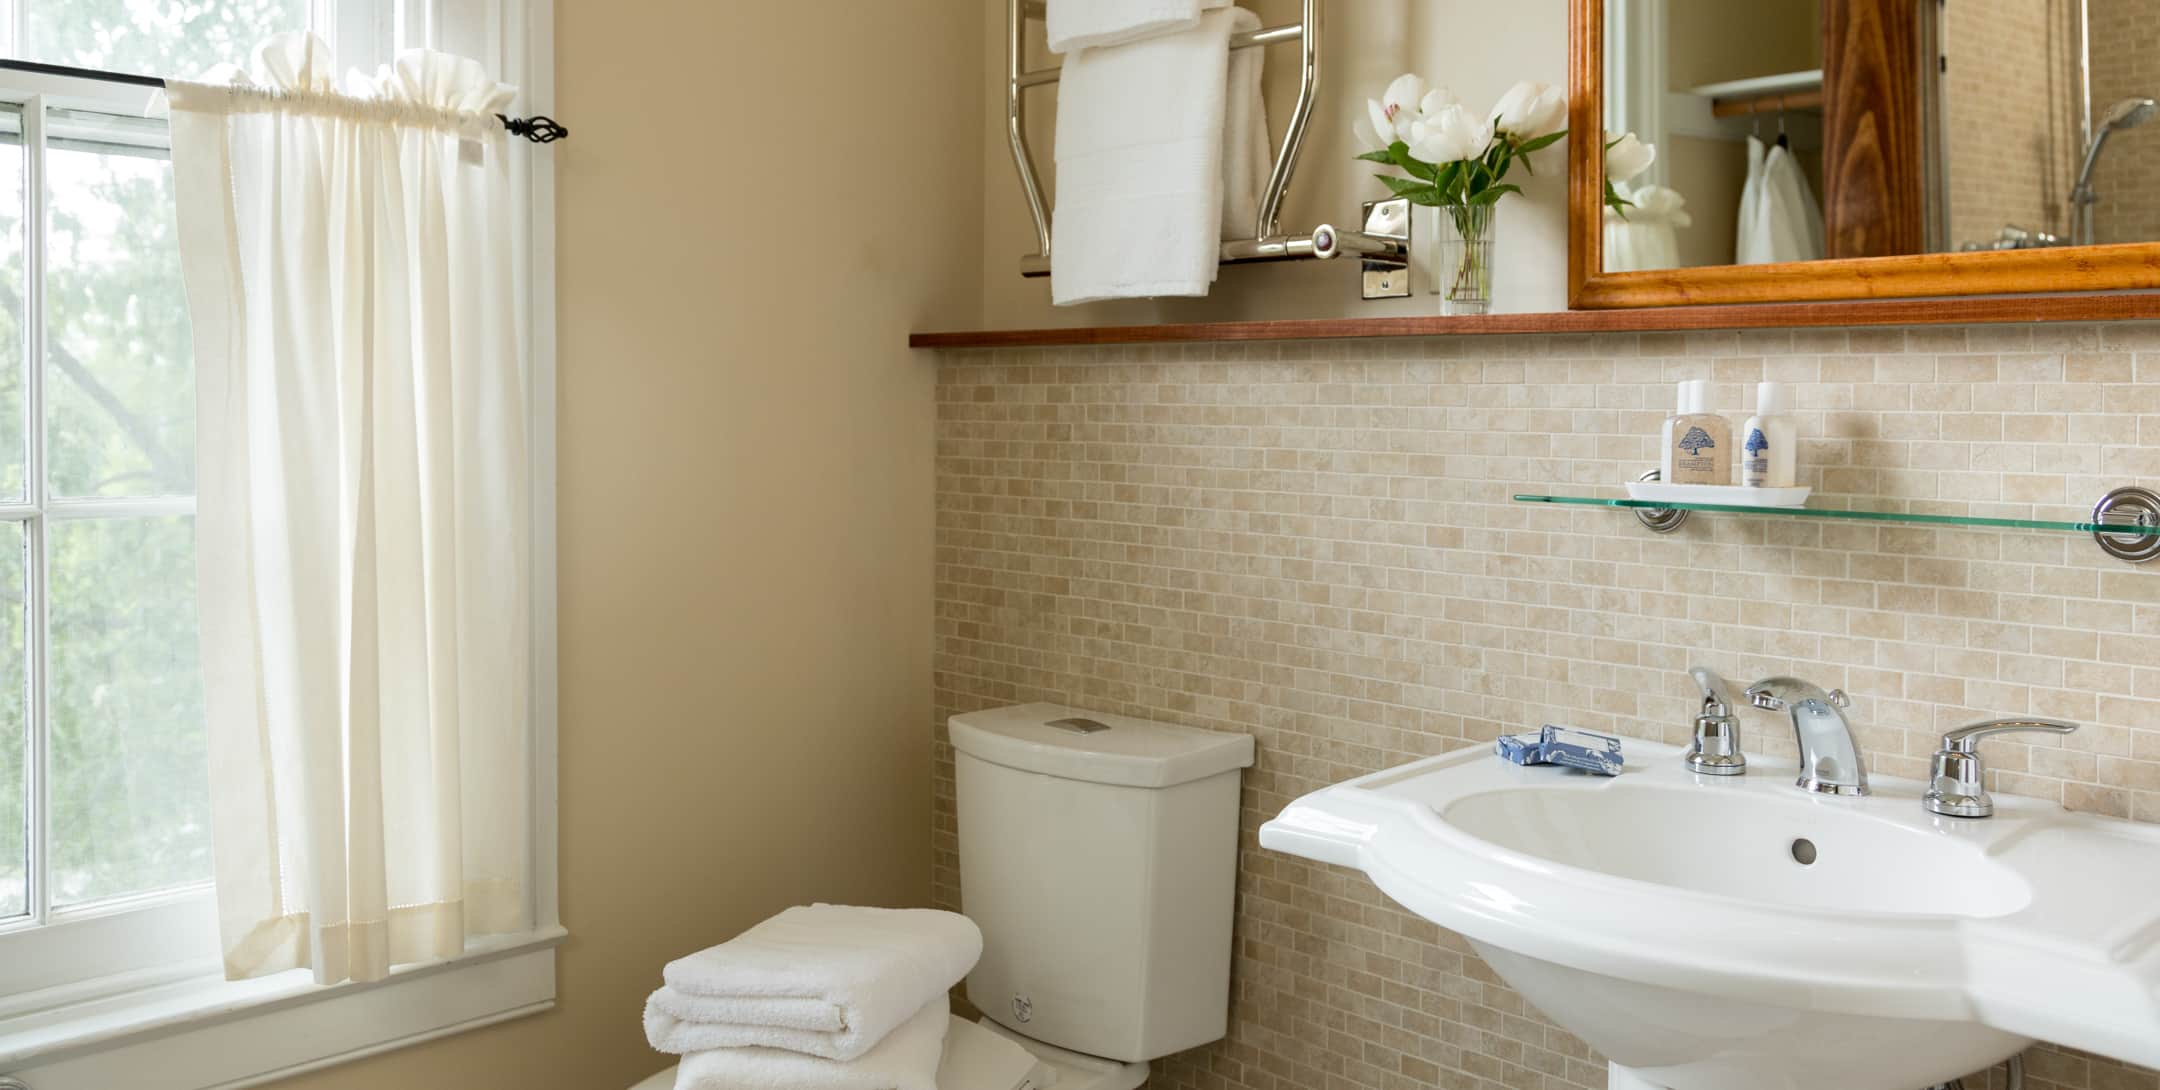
[1050,6,1258,304]
[1046,0,1230,53]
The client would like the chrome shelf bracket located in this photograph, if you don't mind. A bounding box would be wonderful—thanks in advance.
[2092,486,2160,563]
[1633,470,1689,534]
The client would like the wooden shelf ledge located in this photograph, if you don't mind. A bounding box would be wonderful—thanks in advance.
[909,292,2160,350]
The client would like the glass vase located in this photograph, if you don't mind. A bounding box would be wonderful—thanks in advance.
[1431,202,1498,316]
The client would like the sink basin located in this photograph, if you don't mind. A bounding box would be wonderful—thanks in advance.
[1259,738,2160,1090]
[1443,783,2033,918]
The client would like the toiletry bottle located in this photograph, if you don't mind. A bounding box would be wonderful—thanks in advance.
[1741,381,1797,488]
[1661,379,1732,486]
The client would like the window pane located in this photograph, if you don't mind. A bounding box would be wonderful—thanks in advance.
[48,516,207,908]
[0,109,24,504]
[0,524,22,919]
[24,0,309,80]
[46,115,194,500]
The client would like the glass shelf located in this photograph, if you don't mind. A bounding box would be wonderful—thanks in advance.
[1513,494,2160,537]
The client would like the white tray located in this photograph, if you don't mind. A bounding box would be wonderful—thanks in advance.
[1626,482,1812,508]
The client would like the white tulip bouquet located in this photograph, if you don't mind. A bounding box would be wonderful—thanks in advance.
[1355,75,1568,311]
[1355,74,1656,217]
[1354,75,1661,310]
[1355,75,1568,211]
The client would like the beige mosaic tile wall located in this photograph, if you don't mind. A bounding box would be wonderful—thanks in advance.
[1945,0,2082,247]
[930,323,2160,1090]
[2087,0,2160,246]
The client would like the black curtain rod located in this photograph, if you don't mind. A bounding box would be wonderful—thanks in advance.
[0,57,567,143]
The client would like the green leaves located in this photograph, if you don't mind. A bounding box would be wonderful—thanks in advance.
[1356,127,1567,210]
[1518,129,1567,154]
[1374,173,1437,200]
[1511,129,1566,175]
[1385,141,1438,182]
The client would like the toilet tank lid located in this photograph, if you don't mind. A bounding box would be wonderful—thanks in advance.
[949,703,1255,788]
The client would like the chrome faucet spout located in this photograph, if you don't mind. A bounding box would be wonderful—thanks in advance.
[1744,677,1869,796]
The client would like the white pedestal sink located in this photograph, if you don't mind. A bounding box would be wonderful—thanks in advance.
[1258,739,2160,1090]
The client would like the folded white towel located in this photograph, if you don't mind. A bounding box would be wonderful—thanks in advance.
[1219,7,1269,241]
[1046,0,1229,53]
[644,904,982,1061]
[936,1017,1053,1090]
[671,999,950,1090]
[1051,6,1248,305]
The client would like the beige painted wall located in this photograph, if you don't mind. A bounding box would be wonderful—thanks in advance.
[1664,0,1819,93]
[262,2,984,1087]
[977,0,1574,328]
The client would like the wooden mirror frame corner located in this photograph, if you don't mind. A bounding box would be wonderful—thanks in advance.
[1566,0,2160,311]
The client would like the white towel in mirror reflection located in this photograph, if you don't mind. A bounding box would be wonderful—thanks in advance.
[1604,182,1693,272]
[1736,135,1824,264]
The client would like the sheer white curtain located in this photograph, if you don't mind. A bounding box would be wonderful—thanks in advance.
[168,33,533,985]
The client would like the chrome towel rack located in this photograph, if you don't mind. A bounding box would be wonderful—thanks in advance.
[1006,0,1410,293]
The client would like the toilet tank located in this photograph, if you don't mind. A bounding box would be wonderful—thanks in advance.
[952,703,1254,1064]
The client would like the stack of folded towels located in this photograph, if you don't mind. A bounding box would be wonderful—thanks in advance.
[644,903,1033,1090]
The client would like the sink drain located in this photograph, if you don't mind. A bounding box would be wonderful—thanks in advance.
[1790,838,1818,865]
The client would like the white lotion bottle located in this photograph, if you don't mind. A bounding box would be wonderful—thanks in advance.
[1741,381,1797,488]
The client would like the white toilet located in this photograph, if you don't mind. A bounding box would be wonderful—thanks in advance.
[629,703,1253,1090]
[949,702,1255,1089]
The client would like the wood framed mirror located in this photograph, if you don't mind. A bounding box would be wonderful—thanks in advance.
[1568,0,2160,308]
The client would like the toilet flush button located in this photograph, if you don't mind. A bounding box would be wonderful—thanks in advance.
[1046,717,1110,734]
[1012,996,1033,1023]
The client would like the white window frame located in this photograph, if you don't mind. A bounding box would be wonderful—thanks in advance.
[0,82,221,1011]
[0,1,560,1086]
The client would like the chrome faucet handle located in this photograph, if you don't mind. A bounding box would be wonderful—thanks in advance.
[1925,719,2080,819]
[1686,667,1746,776]
[1690,666,1737,711]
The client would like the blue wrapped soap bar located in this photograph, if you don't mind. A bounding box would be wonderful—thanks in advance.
[1495,732,1548,765]
[1539,724,1624,776]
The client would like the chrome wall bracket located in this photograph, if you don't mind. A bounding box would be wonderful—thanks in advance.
[1314,199,1411,298]
[2092,486,2160,563]
[1634,470,1689,534]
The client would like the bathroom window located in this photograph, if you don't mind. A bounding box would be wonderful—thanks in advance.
[0,98,220,999]
[0,0,493,1001]
[12,0,313,79]
[0,2,559,1080]
[0,0,407,84]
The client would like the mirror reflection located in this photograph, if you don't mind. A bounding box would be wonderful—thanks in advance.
[1600,0,2157,272]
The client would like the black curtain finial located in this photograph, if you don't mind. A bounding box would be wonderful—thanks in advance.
[497,114,569,144]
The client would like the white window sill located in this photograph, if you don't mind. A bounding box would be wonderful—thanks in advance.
[0,926,566,1090]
